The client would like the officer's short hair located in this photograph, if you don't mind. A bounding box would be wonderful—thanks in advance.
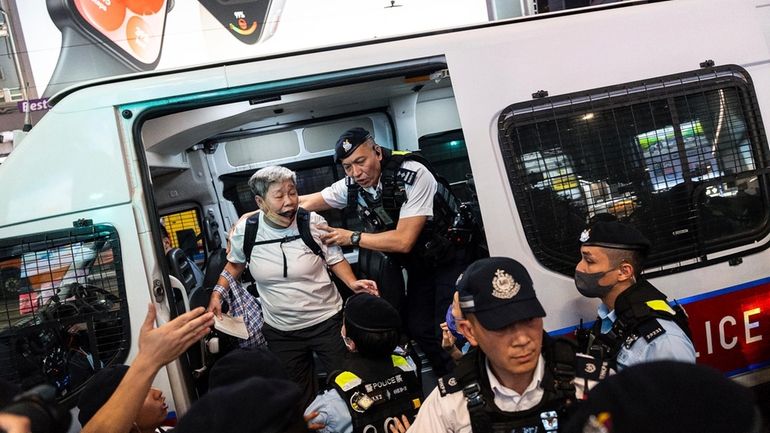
[605,248,644,277]
[248,166,297,198]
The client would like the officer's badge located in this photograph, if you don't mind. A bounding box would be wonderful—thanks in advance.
[492,269,519,299]
[342,139,353,152]
[540,410,559,431]
[580,229,591,242]
[350,392,373,413]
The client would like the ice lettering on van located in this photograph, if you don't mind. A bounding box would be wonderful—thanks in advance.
[682,280,770,374]
[701,308,763,354]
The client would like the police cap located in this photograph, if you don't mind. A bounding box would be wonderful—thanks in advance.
[456,257,545,331]
[335,127,372,162]
[208,348,288,391]
[562,361,761,433]
[175,377,304,433]
[579,221,651,253]
[344,293,401,333]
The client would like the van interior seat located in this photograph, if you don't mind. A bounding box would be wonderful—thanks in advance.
[166,248,197,295]
[202,248,228,290]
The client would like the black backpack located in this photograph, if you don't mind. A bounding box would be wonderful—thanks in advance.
[241,208,324,278]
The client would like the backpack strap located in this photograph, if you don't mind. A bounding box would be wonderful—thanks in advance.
[241,210,324,278]
[243,213,260,264]
[296,208,324,260]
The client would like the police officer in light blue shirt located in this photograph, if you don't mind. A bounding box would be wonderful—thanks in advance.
[574,220,696,371]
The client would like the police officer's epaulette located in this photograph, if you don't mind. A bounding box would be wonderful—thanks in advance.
[395,167,417,185]
[437,372,463,397]
[636,318,667,343]
[437,349,479,397]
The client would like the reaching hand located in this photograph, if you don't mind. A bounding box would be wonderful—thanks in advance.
[317,223,352,247]
[349,279,379,296]
[0,414,31,433]
[440,322,456,351]
[138,304,214,370]
[388,415,411,433]
[208,291,223,319]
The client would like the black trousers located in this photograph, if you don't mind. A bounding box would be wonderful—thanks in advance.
[404,255,466,377]
[261,311,347,409]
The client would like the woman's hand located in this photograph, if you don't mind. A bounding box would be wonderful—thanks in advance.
[208,290,223,319]
[349,279,379,296]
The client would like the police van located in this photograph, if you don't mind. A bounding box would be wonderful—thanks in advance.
[0,0,768,420]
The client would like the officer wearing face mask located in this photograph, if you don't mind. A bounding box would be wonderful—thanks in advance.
[574,221,696,371]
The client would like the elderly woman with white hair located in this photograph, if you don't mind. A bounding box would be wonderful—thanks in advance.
[209,165,378,408]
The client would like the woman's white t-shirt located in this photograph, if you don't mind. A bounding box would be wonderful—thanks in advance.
[228,211,344,331]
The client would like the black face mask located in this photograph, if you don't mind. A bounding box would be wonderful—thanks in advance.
[574,269,615,298]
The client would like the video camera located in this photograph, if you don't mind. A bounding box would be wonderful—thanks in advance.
[1,385,71,433]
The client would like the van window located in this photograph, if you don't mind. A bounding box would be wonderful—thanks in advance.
[498,67,770,275]
[0,225,128,404]
[161,209,205,265]
[221,158,364,238]
[419,129,472,201]
[225,130,301,166]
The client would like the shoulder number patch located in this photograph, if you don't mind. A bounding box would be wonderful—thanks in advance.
[637,319,667,343]
[395,168,417,185]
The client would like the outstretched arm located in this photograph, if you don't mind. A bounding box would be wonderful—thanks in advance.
[208,261,247,318]
[318,216,427,254]
[299,192,333,212]
[81,304,214,433]
[328,259,379,296]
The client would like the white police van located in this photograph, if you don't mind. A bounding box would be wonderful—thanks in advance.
[0,0,768,421]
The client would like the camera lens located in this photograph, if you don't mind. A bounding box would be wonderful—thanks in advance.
[2,385,71,433]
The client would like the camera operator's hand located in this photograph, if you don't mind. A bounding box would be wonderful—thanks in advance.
[137,304,214,370]
[0,413,31,433]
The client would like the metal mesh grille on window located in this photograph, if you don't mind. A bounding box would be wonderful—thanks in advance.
[498,68,769,275]
[0,225,128,404]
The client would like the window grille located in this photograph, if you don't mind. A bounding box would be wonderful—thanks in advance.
[161,209,204,263]
[498,66,770,275]
[0,224,128,405]
[419,129,474,201]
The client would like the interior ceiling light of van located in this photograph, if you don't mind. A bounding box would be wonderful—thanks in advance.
[142,73,450,156]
